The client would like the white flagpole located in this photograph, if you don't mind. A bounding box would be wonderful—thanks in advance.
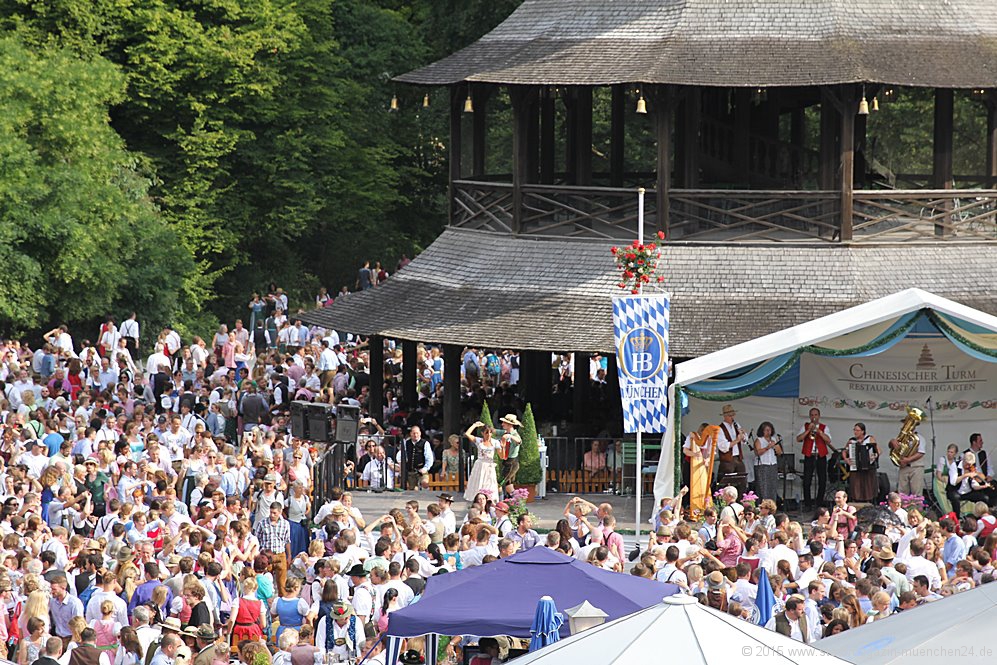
[636,187,644,544]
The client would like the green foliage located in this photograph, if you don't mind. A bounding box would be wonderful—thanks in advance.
[516,403,542,485]
[0,34,191,334]
[480,401,494,429]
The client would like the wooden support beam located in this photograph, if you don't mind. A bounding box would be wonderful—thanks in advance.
[526,88,540,181]
[654,85,675,235]
[933,88,955,236]
[733,89,751,183]
[471,85,491,177]
[368,335,384,423]
[818,90,838,191]
[610,85,626,187]
[442,344,463,492]
[790,108,805,186]
[540,88,556,184]
[448,84,464,222]
[575,87,594,185]
[676,87,701,187]
[402,340,418,409]
[839,86,857,242]
[511,86,537,234]
[987,96,997,185]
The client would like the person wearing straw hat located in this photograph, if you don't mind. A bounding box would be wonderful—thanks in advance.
[716,405,747,495]
[315,601,365,662]
[498,414,523,497]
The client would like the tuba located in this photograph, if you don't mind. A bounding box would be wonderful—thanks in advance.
[889,406,924,466]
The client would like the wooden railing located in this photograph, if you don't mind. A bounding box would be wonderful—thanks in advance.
[853,190,997,241]
[452,180,997,242]
[670,190,841,242]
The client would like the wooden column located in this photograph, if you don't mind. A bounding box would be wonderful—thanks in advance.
[574,86,593,185]
[511,86,534,234]
[839,87,856,242]
[790,107,805,186]
[526,89,540,181]
[441,344,463,492]
[610,85,626,187]
[448,85,464,222]
[854,112,868,189]
[818,94,837,190]
[368,336,384,422]
[654,86,674,235]
[933,88,955,236]
[540,88,556,184]
[987,96,997,186]
[402,340,417,408]
[573,352,590,434]
[565,89,578,184]
[733,88,751,183]
[676,87,701,187]
[471,85,490,177]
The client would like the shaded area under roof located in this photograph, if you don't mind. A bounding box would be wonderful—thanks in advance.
[398,0,997,88]
[300,228,997,357]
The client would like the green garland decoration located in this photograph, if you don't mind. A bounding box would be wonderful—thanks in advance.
[928,310,997,360]
[674,400,683,491]
[682,311,923,402]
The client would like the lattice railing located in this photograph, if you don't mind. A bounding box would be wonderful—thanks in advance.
[853,190,997,241]
[452,181,514,232]
[669,190,841,242]
[520,184,656,238]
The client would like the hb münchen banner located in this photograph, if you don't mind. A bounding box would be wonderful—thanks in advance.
[613,294,671,433]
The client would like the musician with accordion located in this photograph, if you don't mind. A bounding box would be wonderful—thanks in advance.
[841,422,880,502]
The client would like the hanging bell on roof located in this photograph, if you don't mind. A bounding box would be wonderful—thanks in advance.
[423,93,430,108]
[871,96,879,112]
[390,94,399,112]
[858,96,869,116]
[463,94,474,113]
[636,91,647,115]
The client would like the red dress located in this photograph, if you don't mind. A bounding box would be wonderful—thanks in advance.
[232,597,263,643]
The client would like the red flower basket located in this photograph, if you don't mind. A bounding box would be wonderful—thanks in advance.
[611,231,665,292]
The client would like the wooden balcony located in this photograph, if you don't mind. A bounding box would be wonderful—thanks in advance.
[452,179,997,243]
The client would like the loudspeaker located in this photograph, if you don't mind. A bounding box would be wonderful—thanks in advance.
[306,403,334,443]
[290,401,310,439]
[335,404,361,444]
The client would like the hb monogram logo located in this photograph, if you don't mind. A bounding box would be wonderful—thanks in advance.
[618,327,666,381]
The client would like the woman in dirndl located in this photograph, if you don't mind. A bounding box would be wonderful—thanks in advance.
[752,421,781,502]
[229,577,265,649]
[843,423,880,502]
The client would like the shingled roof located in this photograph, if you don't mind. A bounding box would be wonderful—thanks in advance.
[299,228,997,358]
[398,0,997,88]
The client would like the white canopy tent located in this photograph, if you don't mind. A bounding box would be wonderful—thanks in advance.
[818,583,997,664]
[509,593,853,665]
[654,289,997,506]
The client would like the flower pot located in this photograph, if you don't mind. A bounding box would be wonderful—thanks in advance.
[514,484,537,503]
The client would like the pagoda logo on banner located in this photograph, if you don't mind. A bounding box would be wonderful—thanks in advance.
[612,294,670,433]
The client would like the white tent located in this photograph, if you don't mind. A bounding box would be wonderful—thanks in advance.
[509,594,853,665]
[818,583,997,664]
[654,289,997,506]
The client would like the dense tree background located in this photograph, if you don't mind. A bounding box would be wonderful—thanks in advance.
[0,0,990,341]
[0,0,521,339]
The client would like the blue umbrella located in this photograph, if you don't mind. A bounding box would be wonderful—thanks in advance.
[528,595,564,652]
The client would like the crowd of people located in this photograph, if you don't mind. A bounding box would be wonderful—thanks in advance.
[634,483,997,645]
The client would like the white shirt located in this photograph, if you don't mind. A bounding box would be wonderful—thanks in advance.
[717,420,743,456]
[318,348,339,372]
[85,590,129,625]
[754,436,779,466]
[120,319,140,341]
[765,614,809,643]
[904,556,942,590]
[764,544,800,579]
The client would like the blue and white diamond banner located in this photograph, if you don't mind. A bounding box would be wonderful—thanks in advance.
[613,293,671,433]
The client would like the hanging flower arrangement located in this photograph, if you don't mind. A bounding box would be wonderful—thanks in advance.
[611,231,665,293]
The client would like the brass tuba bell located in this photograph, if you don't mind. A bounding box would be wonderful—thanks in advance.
[889,406,924,467]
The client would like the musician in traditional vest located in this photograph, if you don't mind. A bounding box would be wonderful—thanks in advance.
[796,408,833,508]
[716,405,747,494]
[765,597,812,643]
[397,425,434,490]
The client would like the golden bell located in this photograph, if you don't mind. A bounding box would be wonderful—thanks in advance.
[463,95,474,113]
[636,93,647,114]
[390,95,399,112]
[423,93,430,108]
[858,97,869,115]
[871,96,879,112]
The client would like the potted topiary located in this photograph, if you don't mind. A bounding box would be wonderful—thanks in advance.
[514,403,542,502]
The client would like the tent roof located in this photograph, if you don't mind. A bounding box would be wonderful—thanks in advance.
[818,583,997,664]
[675,289,997,386]
[398,0,997,88]
[509,593,852,665]
[298,228,997,357]
[385,547,679,638]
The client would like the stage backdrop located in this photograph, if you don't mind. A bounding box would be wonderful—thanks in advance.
[686,334,997,493]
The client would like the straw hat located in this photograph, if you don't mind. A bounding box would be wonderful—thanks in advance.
[706,571,726,590]
[872,546,895,561]
[721,405,737,416]
[158,618,182,633]
[500,414,523,427]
